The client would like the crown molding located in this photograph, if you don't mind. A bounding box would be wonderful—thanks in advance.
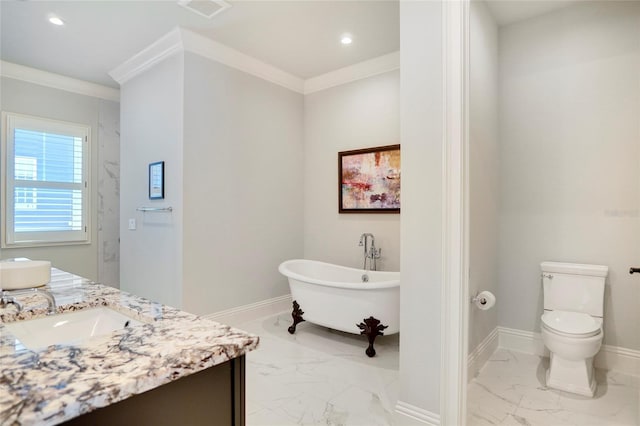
[4,47,395,100]
[109,27,305,93]
[179,29,305,94]
[109,28,183,85]
[303,51,400,95]
[1,61,120,102]
[110,27,399,95]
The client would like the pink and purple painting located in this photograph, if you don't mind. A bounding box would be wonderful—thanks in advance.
[339,144,400,213]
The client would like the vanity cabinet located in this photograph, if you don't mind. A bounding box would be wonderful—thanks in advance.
[0,268,258,425]
[64,357,245,426]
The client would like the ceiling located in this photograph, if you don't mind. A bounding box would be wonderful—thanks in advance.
[1,0,593,89]
[0,0,400,88]
[485,0,584,26]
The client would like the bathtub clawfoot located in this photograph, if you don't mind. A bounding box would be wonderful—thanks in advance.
[357,316,388,357]
[288,300,305,334]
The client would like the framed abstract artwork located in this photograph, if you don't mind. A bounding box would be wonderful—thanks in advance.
[338,144,400,213]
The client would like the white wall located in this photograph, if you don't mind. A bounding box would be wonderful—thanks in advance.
[498,1,640,350]
[399,0,443,416]
[0,77,120,283]
[304,71,400,271]
[469,0,499,354]
[120,53,184,308]
[182,52,304,315]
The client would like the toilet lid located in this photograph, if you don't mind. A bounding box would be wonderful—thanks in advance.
[541,310,602,337]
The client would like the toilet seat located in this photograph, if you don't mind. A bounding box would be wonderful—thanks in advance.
[541,310,602,338]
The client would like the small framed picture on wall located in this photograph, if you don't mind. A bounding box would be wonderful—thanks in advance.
[149,161,165,200]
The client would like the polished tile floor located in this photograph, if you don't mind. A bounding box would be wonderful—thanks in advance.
[467,349,640,426]
[239,314,639,426]
[238,312,400,425]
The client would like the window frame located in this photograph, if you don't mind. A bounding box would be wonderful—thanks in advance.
[1,112,91,248]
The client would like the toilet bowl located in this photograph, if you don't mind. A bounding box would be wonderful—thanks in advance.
[540,261,608,397]
[541,310,603,396]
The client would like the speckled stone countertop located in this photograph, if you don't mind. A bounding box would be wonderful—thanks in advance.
[0,264,259,426]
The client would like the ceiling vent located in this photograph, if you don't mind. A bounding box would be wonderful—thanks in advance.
[178,0,231,19]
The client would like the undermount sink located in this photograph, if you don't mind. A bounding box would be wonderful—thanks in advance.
[4,307,143,351]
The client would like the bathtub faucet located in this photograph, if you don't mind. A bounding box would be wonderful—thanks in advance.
[359,233,381,271]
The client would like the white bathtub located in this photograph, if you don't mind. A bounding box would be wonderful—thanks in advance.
[278,259,399,356]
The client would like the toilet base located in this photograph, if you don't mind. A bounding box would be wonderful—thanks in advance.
[546,352,596,397]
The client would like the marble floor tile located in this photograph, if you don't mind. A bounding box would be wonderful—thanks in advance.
[239,312,399,426]
[469,349,640,426]
[467,380,520,425]
[249,405,301,426]
[241,314,638,426]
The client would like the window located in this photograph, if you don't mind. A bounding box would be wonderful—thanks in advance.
[2,112,90,247]
[15,156,38,210]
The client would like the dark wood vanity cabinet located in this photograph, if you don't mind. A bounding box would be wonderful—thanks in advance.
[64,356,245,426]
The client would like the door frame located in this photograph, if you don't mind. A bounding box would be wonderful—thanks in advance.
[440,0,470,425]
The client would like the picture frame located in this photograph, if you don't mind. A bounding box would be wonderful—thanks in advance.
[149,161,165,200]
[338,144,400,213]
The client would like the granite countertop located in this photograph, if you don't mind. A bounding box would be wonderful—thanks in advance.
[0,265,259,425]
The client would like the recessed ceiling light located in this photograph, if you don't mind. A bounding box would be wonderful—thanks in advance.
[48,16,65,26]
[341,34,353,45]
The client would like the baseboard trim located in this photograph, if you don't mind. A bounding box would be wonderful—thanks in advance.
[467,327,499,380]
[497,326,547,357]
[203,294,292,327]
[497,326,640,377]
[596,344,640,377]
[394,401,440,426]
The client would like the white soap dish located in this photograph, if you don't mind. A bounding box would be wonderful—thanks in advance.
[0,260,52,290]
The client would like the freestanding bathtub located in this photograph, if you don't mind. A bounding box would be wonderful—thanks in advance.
[278,259,400,357]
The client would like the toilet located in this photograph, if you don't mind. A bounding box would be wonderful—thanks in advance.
[540,261,608,397]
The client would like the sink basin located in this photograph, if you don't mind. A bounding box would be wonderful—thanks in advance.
[4,307,143,350]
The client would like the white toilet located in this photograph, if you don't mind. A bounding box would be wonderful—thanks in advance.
[540,261,608,397]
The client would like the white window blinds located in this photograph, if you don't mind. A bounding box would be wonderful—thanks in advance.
[3,113,90,246]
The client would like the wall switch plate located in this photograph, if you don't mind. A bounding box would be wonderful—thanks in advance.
[128,218,136,230]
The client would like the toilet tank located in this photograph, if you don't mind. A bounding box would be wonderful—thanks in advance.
[541,262,608,317]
